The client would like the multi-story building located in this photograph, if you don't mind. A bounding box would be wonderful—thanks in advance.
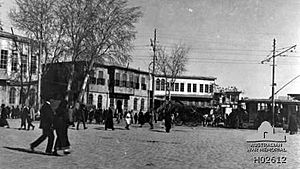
[213,86,242,115]
[154,75,216,108]
[0,31,38,107]
[42,61,151,113]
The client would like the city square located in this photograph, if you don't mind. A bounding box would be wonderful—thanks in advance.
[0,119,299,169]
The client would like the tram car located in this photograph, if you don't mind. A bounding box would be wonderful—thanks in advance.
[237,98,300,129]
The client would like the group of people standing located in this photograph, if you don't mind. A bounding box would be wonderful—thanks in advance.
[0,103,37,130]
[30,99,71,155]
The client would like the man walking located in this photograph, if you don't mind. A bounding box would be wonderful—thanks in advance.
[30,99,55,154]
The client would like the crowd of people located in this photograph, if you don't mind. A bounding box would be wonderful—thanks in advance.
[0,98,177,155]
[0,103,37,130]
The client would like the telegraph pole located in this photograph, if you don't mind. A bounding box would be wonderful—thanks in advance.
[261,39,296,133]
[271,39,276,134]
[150,29,157,128]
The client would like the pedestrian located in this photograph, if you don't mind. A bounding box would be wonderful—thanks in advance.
[134,112,138,124]
[30,106,36,121]
[288,114,298,135]
[138,110,144,127]
[0,104,10,128]
[145,110,154,129]
[53,100,71,155]
[19,106,27,130]
[15,106,21,119]
[68,103,75,127]
[6,106,11,119]
[105,108,114,130]
[23,106,34,130]
[88,106,95,124]
[94,108,102,124]
[124,111,131,130]
[25,106,35,130]
[165,110,172,133]
[30,99,55,155]
[75,103,87,130]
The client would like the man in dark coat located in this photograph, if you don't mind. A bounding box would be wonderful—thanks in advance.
[30,100,55,154]
[53,100,71,155]
[24,106,35,130]
[75,103,87,130]
[18,106,27,130]
[104,108,114,130]
[0,104,10,128]
[288,114,298,135]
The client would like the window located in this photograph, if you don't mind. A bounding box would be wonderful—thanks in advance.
[180,83,184,92]
[97,71,105,85]
[12,52,18,72]
[166,82,170,91]
[187,83,191,92]
[161,79,165,91]
[124,99,128,110]
[115,73,120,86]
[156,79,160,90]
[193,84,197,93]
[30,55,37,74]
[170,83,174,91]
[97,95,102,109]
[141,77,146,90]
[175,83,179,91]
[129,74,134,88]
[205,84,209,93]
[141,98,145,111]
[0,50,8,69]
[29,89,35,106]
[21,54,27,73]
[110,98,114,108]
[134,98,138,110]
[200,84,204,93]
[89,70,96,84]
[210,84,214,93]
[135,75,139,89]
[122,73,127,87]
[88,94,93,105]
[9,87,16,104]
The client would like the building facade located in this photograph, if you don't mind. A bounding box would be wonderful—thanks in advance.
[154,75,216,108]
[42,62,151,113]
[0,31,38,107]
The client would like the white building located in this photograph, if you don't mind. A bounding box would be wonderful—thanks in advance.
[154,75,216,108]
[0,31,38,107]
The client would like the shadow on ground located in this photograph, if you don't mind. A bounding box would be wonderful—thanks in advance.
[94,126,128,131]
[3,146,61,157]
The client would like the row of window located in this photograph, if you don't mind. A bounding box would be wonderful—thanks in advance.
[156,79,213,93]
[87,94,103,108]
[87,94,145,111]
[89,71,148,90]
[0,50,37,74]
[9,87,36,104]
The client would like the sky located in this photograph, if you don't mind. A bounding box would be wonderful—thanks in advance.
[1,0,300,99]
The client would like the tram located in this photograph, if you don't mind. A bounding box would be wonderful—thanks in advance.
[238,98,300,129]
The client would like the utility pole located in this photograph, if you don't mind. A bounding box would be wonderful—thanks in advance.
[261,39,296,133]
[150,28,157,128]
[271,39,276,134]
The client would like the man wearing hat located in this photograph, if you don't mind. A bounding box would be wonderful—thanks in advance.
[30,99,55,154]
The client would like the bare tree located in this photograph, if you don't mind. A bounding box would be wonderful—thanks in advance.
[155,43,189,101]
[55,0,97,101]
[9,0,65,74]
[58,0,142,102]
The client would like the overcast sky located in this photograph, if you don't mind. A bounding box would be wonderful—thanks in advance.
[1,0,300,98]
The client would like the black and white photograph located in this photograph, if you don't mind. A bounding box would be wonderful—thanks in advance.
[0,0,299,168]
